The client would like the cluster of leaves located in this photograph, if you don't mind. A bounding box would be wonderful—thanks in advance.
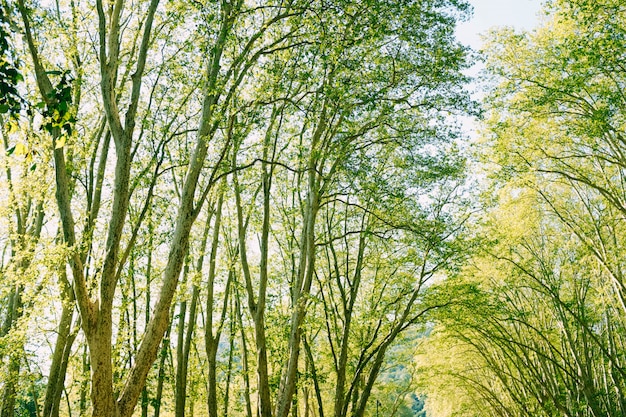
[40,70,75,145]
[0,4,25,117]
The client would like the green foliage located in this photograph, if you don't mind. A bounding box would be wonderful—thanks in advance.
[40,70,75,141]
[418,1,626,416]
[1,0,475,416]
[0,4,25,118]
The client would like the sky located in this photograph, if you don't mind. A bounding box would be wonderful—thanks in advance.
[453,0,545,140]
[456,0,544,50]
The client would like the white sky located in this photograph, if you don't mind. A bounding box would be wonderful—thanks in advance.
[456,0,544,50]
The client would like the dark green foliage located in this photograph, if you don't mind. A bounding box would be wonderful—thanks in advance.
[40,70,75,137]
[0,4,25,117]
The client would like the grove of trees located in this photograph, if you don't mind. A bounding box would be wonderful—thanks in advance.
[417,1,626,416]
[4,0,624,416]
[1,0,473,416]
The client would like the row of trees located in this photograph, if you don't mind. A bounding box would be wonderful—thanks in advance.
[417,0,626,416]
[0,1,473,417]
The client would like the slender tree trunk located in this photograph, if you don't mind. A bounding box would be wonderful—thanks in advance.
[79,345,89,416]
[142,224,154,417]
[1,285,23,417]
[351,347,387,417]
[335,229,366,417]
[235,290,253,417]
[277,194,320,417]
[48,312,80,417]
[276,98,327,417]
[234,106,283,417]
[153,312,173,417]
[141,387,149,417]
[292,379,299,417]
[205,193,230,417]
[304,387,310,417]
[303,337,324,417]
[42,271,75,417]
[175,296,188,417]
[223,296,235,417]
[176,209,213,417]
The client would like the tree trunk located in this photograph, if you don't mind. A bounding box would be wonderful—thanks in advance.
[175,297,188,417]
[43,269,78,417]
[234,168,273,417]
[334,229,366,417]
[175,209,213,417]
[88,323,117,417]
[223,297,235,417]
[205,193,229,417]
[49,313,80,417]
[1,286,23,417]
[276,97,326,417]
[1,350,20,417]
[153,311,173,417]
[79,345,89,416]
[235,290,253,417]
[303,337,324,417]
[276,192,319,417]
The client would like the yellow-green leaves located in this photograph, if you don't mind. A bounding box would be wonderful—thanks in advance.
[13,141,27,156]
[54,135,66,149]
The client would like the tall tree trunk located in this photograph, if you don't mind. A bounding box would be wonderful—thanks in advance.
[234,105,284,417]
[1,285,23,417]
[276,97,327,417]
[153,311,173,417]
[142,223,154,417]
[42,270,76,417]
[334,227,367,417]
[88,322,117,417]
[47,311,80,417]
[176,208,213,417]
[175,295,188,417]
[235,290,254,417]
[205,193,230,417]
[351,347,387,417]
[303,337,324,417]
[234,165,273,417]
[223,296,235,417]
[276,185,320,417]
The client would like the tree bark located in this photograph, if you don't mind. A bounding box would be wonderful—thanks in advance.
[43,270,78,417]
[235,290,254,417]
